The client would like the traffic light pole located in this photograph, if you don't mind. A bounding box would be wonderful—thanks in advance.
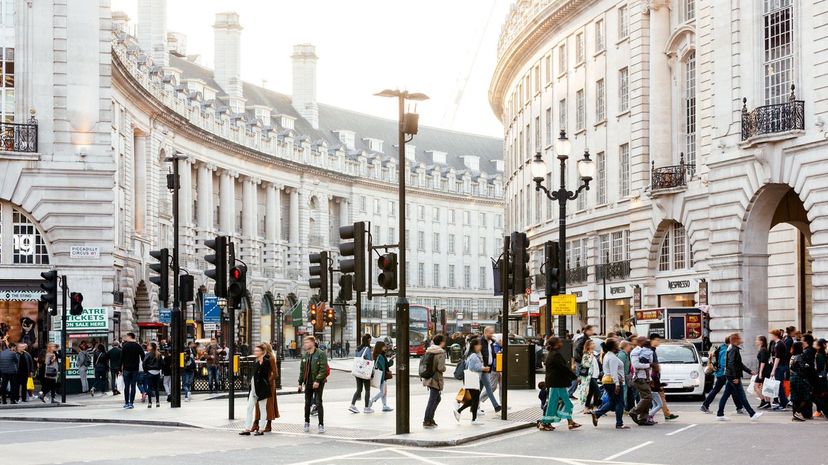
[228,241,236,420]
[168,153,182,408]
[60,275,68,404]
[395,93,410,435]
[500,236,510,421]
[355,291,362,342]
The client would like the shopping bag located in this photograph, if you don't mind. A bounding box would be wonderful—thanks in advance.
[26,377,34,391]
[463,369,480,390]
[116,374,125,393]
[762,378,780,398]
[747,375,758,397]
[371,368,384,388]
[351,357,374,380]
[455,388,467,403]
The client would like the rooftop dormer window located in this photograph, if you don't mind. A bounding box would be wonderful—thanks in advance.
[334,130,356,150]
[363,138,384,153]
[462,156,480,172]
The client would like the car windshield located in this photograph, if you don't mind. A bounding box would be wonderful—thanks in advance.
[656,345,698,363]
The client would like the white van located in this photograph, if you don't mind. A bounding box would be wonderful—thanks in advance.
[655,342,705,398]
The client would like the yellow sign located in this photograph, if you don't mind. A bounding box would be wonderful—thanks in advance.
[233,354,240,374]
[551,294,577,315]
[179,352,185,368]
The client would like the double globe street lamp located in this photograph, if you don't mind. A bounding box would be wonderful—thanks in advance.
[530,130,596,336]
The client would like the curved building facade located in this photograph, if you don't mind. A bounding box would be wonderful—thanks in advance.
[490,0,828,347]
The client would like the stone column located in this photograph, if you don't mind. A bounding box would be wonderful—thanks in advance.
[134,133,148,236]
[289,188,300,244]
[808,245,828,338]
[265,183,281,271]
[219,170,238,235]
[179,157,194,260]
[242,177,259,266]
[339,198,349,228]
[197,163,214,234]
[648,1,672,168]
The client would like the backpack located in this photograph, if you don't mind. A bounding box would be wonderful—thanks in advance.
[453,358,466,380]
[419,352,435,379]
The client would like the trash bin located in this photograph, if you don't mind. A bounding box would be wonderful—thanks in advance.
[505,344,535,389]
[450,344,462,363]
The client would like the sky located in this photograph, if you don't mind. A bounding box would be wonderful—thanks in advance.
[111,0,510,138]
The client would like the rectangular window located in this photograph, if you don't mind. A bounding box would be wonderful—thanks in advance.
[576,89,585,131]
[480,266,487,290]
[544,55,552,85]
[533,65,541,93]
[463,235,471,255]
[433,264,441,287]
[432,232,440,253]
[448,264,456,287]
[495,214,503,228]
[405,229,410,250]
[373,198,380,214]
[534,116,541,151]
[618,5,628,40]
[535,189,542,222]
[595,19,605,53]
[596,79,606,122]
[525,125,531,159]
[448,233,456,254]
[417,204,425,220]
[575,32,585,63]
[596,151,607,204]
[659,232,671,271]
[611,231,624,262]
[479,236,487,255]
[545,107,553,145]
[464,265,471,288]
[684,0,695,21]
[449,209,456,224]
[684,52,696,174]
[559,98,567,133]
[674,223,686,269]
[388,226,395,243]
[618,67,629,112]
[388,200,396,217]
[418,263,425,287]
[463,211,470,225]
[558,43,567,74]
[546,173,554,219]
[599,234,610,263]
[360,195,367,212]
[417,231,425,251]
[432,207,440,222]
[619,143,630,197]
[479,213,487,227]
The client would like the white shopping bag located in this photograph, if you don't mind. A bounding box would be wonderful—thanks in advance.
[762,378,780,398]
[116,374,125,393]
[371,368,384,388]
[463,369,480,390]
[351,357,374,380]
[747,375,758,397]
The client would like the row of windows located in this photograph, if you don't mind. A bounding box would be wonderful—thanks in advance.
[410,262,489,290]
[395,204,503,228]
[406,230,493,257]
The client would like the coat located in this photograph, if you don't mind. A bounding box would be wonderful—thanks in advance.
[422,345,447,391]
[251,356,272,399]
[545,349,576,388]
[0,349,19,374]
[298,349,328,385]
[255,353,280,421]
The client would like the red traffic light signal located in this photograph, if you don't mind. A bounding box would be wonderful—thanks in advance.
[69,292,84,316]
[377,252,398,291]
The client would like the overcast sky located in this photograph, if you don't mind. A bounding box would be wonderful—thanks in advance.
[111,0,509,138]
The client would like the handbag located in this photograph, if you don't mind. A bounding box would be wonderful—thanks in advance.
[351,354,374,380]
[455,388,471,403]
[385,370,393,381]
[578,364,590,377]
[463,369,480,390]
[747,375,758,397]
[116,374,125,393]
[762,378,781,398]
[371,368,384,388]
[601,374,614,385]
[26,377,34,391]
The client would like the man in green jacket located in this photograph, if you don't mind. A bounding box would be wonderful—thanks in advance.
[298,336,328,433]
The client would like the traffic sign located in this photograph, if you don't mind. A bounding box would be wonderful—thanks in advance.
[203,295,220,323]
[204,323,219,331]
[550,294,577,315]
[159,307,171,324]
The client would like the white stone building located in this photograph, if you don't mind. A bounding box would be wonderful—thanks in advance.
[0,1,504,348]
[489,0,828,348]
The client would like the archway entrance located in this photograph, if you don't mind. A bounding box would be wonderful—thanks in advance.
[742,184,812,337]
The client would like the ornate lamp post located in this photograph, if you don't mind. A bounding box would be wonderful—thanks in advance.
[530,130,596,337]
[272,292,285,389]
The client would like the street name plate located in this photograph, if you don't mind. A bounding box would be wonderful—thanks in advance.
[550,294,577,315]
[70,246,100,259]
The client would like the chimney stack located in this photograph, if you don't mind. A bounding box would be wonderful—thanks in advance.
[213,12,243,104]
[137,0,168,67]
[291,44,319,129]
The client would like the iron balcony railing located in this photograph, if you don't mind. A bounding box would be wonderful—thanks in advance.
[0,117,38,153]
[595,260,631,281]
[567,265,589,284]
[651,153,694,191]
[741,85,805,141]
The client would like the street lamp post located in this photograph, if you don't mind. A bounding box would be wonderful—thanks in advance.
[272,293,285,389]
[375,88,428,435]
[531,130,596,337]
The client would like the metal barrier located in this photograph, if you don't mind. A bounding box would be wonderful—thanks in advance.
[191,359,255,392]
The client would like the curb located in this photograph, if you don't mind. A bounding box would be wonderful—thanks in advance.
[361,421,535,447]
[206,391,303,401]
[0,402,84,410]
[0,416,201,429]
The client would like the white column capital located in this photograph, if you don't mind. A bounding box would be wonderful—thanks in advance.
[221,169,240,179]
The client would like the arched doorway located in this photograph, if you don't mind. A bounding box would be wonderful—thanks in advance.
[261,293,274,345]
[741,184,812,337]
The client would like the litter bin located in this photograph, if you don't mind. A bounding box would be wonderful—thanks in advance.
[505,344,535,389]
[449,344,462,364]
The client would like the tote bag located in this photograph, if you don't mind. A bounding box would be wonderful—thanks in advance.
[463,369,480,390]
[762,378,780,398]
[351,357,374,380]
[371,368,384,388]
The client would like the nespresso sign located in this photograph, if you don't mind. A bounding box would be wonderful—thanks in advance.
[668,280,691,290]
[656,278,699,295]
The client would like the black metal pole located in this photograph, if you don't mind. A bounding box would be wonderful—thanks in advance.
[558,157,568,337]
[356,291,362,344]
[228,242,236,420]
[544,240,554,338]
[396,93,410,435]
[170,155,182,408]
[602,251,608,335]
[500,235,510,421]
[276,306,282,389]
[60,275,68,403]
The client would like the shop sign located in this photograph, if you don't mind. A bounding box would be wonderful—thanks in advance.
[52,308,109,331]
[70,246,100,259]
[551,294,577,315]
[1,290,42,301]
[698,280,708,306]
[685,314,702,339]
[204,323,219,331]
[656,278,699,295]
[633,285,642,310]
[634,308,664,323]
[599,284,633,299]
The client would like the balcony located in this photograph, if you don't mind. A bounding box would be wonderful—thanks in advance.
[567,265,588,284]
[651,153,693,192]
[595,260,631,281]
[0,117,38,153]
[741,85,805,142]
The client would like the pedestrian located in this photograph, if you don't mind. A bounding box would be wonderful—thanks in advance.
[137,343,149,403]
[39,343,59,403]
[107,341,122,396]
[206,338,221,393]
[0,342,20,404]
[716,333,762,421]
[578,339,600,413]
[298,336,328,433]
[251,342,280,433]
[754,335,773,409]
[142,342,162,408]
[789,341,812,421]
[538,336,581,431]
[630,336,655,425]
[648,335,678,422]
[92,343,109,396]
[591,338,629,429]
[289,339,297,358]
[769,329,790,410]
[16,343,33,402]
[700,336,744,413]
[813,338,828,418]
[617,340,634,412]
[76,341,91,394]
[161,350,172,401]
[240,343,273,436]
[453,338,485,425]
[422,334,446,429]
[345,341,351,356]
[349,333,372,414]
[182,342,197,401]
[368,341,394,412]
[569,325,595,397]
[119,332,143,409]
[478,326,502,415]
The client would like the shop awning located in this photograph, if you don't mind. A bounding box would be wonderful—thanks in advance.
[290,301,304,327]
[512,305,540,317]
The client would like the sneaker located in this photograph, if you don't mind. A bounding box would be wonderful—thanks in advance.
[494,405,502,414]
[736,408,746,415]
[423,420,436,429]
[478,409,486,416]
[792,413,806,422]
[665,414,679,420]
[716,415,730,421]
[348,405,359,414]
[363,407,374,413]
[759,402,771,410]
[156,403,160,408]
[318,425,325,434]
[699,405,710,413]
[471,419,485,425]
[616,425,631,429]
[303,422,310,433]
[772,405,785,411]
[123,403,129,409]
[591,412,598,427]
[382,406,393,412]
[750,412,763,421]
[148,403,152,408]
[127,404,134,409]
[453,404,461,422]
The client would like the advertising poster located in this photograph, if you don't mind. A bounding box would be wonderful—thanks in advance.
[0,290,43,350]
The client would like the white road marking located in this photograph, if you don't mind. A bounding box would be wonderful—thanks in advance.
[430,447,664,465]
[452,427,539,448]
[392,448,447,465]
[666,423,697,436]
[602,441,654,461]
[285,447,394,465]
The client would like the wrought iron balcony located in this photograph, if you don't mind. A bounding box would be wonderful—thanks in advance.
[595,260,631,281]
[741,85,805,141]
[567,265,589,284]
[651,153,693,191]
[0,117,38,153]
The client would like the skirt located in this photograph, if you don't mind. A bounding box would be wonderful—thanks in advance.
[541,387,573,425]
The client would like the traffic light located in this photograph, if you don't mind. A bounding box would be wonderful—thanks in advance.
[511,232,530,294]
[308,251,329,301]
[325,306,335,326]
[228,265,247,309]
[113,311,121,325]
[40,270,58,316]
[179,274,194,303]
[544,241,560,297]
[339,221,366,292]
[377,252,398,291]
[205,236,228,298]
[310,300,324,332]
[69,292,84,316]
[149,248,169,307]
[337,274,353,302]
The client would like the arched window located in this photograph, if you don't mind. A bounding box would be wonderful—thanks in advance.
[0,201,50,265]
[658,222,691,272]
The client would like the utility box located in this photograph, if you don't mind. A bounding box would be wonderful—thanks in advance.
[505,344,535,389]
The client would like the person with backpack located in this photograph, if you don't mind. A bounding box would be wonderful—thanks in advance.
[349,334,373,414]
[39,343,59,403]
[298,336,328,433]
[421,334,446,429]
[142,342,162,408]
[182,341,197,401]
[368,341,393,412]
[700,336,744,413]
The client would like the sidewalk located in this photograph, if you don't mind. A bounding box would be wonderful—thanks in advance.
[0,377,540,446]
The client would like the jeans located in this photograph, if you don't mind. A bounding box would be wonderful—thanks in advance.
[1,373,18,402]
[122,370,138,405]
[245,388,267,431]
[649,389,663,417]
[351,377,370,408]
[567,363,580,396]
[625,383,637,411]
[595,384,625,427]
[208,366,220,392]
[93,367,108,393]
[182,370,194,398]
[163,375,172,397]
[137,371,147,394]
[458,388,481,421]
[370,379,388,408]
[78,366,89,392]
[304,382,325,425]
[424,387,442,422]
[146,373,161,403]
[110,369,120,392]
[774,365,789,407]
[41,378,58,401]
[703,376,743,409]
[584,378,601,409]
[631,378,653,419]
[479,371,500,409]
[717,377,755,417]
